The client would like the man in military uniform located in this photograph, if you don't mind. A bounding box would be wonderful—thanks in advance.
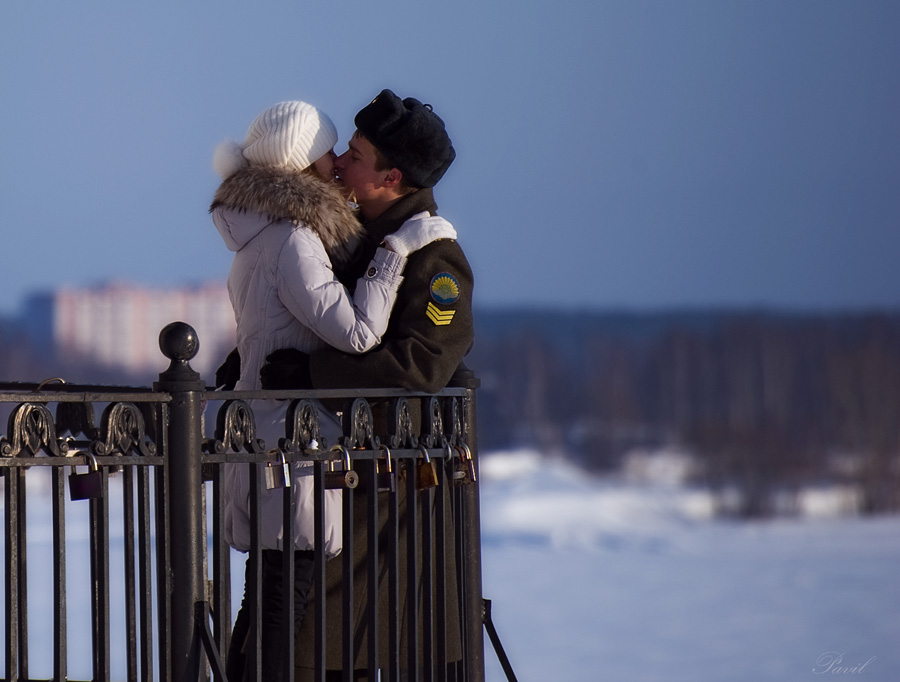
[262,88,474,394]
[260,89,474,681]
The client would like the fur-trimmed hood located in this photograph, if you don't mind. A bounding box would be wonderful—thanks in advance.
[210,166,362,262]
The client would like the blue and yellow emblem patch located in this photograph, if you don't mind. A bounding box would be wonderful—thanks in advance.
[426,302,455,326]
[430,273,460,305]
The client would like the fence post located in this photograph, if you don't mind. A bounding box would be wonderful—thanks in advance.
[154,322,207,682]
[463,383,486,682]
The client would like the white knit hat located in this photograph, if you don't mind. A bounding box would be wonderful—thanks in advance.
[213,101,338,179]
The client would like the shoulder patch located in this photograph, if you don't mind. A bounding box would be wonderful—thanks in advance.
[426,302,455,326]
[430,273,460,305]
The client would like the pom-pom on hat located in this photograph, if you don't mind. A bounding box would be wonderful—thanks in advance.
[354,89,455,189]
[213,101,338,180]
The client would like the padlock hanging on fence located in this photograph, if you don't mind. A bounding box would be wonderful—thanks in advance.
[324,445,359,490]
[416,444,439,490]
[68,452,104,500]
[264,449,291,490]
[376,444,397,493]
[453,443,476,485]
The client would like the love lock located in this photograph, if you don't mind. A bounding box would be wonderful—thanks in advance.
[450,442,467,483]
[376,445,397,493]
[416,445,439,490]
[324,446,359,490]
[453,443,477,485]
[68,452,103,501]
[264,450,291,490]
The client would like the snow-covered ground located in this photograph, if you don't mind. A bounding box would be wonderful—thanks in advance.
[479,450,900,682]
[3,452,899,681]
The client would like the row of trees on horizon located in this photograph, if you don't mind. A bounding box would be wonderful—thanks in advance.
[469,309,900,517]
[2,308,900,517]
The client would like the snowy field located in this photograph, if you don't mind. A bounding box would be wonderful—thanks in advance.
[2,452,899,681]
[479,450,900,682]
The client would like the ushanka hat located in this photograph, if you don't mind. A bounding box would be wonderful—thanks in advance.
[354,89,455,189]
[213,101,338,180]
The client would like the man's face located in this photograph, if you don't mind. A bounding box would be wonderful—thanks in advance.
[334,132,389,203]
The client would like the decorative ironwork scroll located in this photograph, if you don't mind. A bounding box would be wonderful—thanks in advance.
[343,398,376,449]
[205,399,266,454]
[388,396,416,449]
[1,403,70,457]
[280,398,322,453]
[443,397,462,446]
[420,396,445,448]
[92,402,156,457]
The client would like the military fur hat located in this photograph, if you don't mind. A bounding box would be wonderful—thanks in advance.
[354,89,455,189]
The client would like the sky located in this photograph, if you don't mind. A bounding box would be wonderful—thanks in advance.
[2,1,899,316]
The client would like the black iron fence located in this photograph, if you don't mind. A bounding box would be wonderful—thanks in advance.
[0,322,486,682]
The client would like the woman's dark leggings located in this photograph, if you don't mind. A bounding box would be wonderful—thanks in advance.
[226,549,316,682]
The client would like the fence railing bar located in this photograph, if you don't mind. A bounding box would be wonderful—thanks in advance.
[210,465,230,682]
[197,601,229,681]
[453,485,468,682]
[387,466,400,682]
[460,447,485,682]
[421,486,434,682]
[138,466,155,682]
[406,468,419,682]
[123,468,139,682]
[4,469,19,682]
[19,469,29,682]
[313,461,326,682]
[153,430,171,682]
[88,472,112,682]
[435,461,448,682]
[482,600,519,682]
[0,456,166,470]
[52,467,68,682]
[199,388,470,402]
[0,391,166,404]
[282,471,296,682]
[366,461,379,682]
[341,479,354,682]
[248,462,262,682]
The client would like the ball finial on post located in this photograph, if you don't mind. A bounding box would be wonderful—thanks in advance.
[159,321,200,362]
[156,321,203,386]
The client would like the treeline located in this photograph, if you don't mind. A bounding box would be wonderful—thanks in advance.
[468,308,900,516]
[3,308,900,516]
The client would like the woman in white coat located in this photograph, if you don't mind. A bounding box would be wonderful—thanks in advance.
[210,100,454,682]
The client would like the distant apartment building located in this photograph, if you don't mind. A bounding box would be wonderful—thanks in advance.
[29,281,236,380]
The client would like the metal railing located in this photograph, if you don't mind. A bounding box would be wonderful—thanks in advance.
[0,322,485,682]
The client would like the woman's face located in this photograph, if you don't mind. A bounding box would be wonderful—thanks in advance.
[310,149,337,181]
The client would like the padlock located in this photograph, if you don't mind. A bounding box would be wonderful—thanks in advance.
[416,445,439,490]
[264,450,291,490]
[68,452,103,501]
[324,446,359,490]
[376,445,397,493]
[453,444,477,485]
[449,442,467,483]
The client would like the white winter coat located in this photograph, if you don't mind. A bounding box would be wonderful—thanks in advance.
[211,166,404,557]
[213,206,405,390]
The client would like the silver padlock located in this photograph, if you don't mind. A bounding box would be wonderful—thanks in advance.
[69,452,103,500]
[324,446,359,490]
[264,450,291,490]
